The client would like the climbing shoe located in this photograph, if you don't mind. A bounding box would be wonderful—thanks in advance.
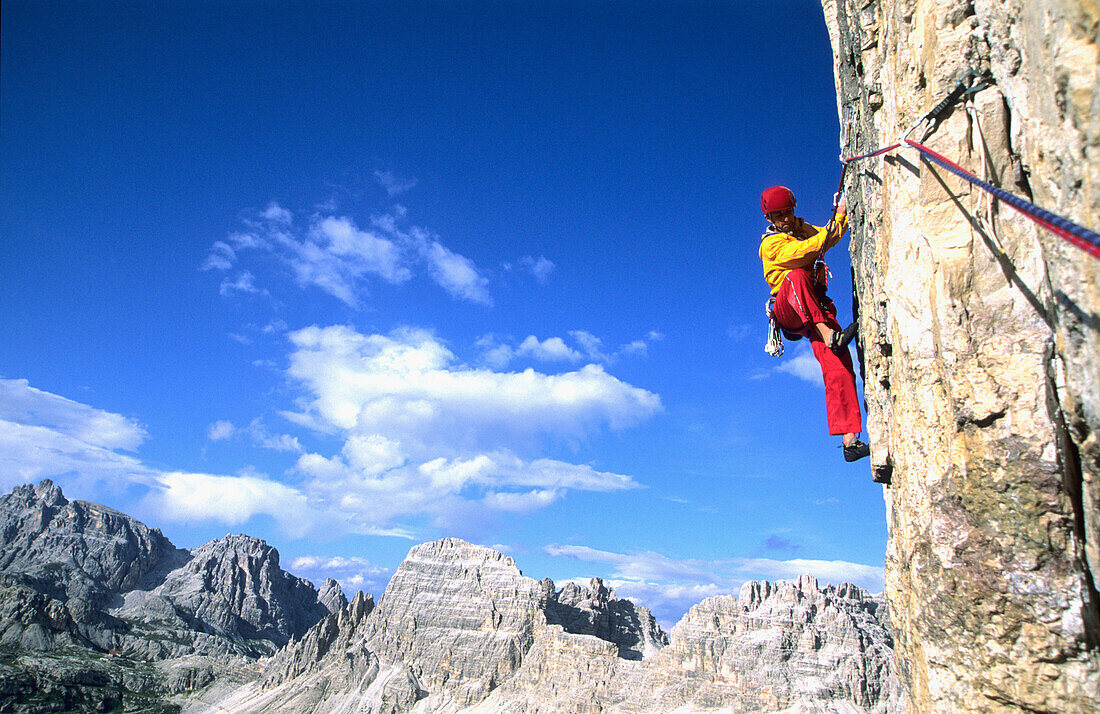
[843,439,870,462]
[830,322,859,352]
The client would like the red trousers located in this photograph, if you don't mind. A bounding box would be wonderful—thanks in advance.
[773,268,862,435]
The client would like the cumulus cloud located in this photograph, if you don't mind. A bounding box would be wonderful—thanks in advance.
[285,325,661,449]
[1,319,660,540]
[153,471,315,537]
[270,324,658,533]
[544,542,884,628]
[203,202,490,308]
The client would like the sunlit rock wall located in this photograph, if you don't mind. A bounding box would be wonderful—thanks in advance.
[821,0,1100,710]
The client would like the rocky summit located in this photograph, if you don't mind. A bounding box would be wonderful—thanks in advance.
[0,481,900,712]
[191,539,900,713]
[0,480,341,712]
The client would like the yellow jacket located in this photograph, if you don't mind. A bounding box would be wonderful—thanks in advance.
[759,214,848,295]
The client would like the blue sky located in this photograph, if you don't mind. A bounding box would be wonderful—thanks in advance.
[1,0,884,627]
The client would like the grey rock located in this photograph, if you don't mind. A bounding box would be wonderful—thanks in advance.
[0,479,340,700]
[317,577,347,614]
[545,577,667,660]
[472,574,903,713]
[116,534,331,656]
[213,540,896,713]
[0,480,188,610]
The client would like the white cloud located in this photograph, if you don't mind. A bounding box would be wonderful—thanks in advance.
[219,271,261,296]
[290,554,391,596]
[204,202,495,308]
[521,255,555,284]
[261,202,293,224]
[312,216,410,284]
[285,325,660,447]
[0,320,660,540]
[272,215,411,308]
[517,335,582,362]
[0,379,147,451]
[477,329,662,369]
[0,420,152,492]
[419,239,492,305]
[373,170,418,196]
[262,319,288,335]
[272,324,658,531]
[207,420,236,441]
[205,418,301,453]
[201,241,236,271]
[483,488,560,512]
[775,342,824,386]
[153,471,315,537]
[738,557,884,588]
[0,380,326,536]
[569,330,609,362]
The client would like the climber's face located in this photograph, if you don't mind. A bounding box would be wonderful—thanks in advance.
[767,207,800,233]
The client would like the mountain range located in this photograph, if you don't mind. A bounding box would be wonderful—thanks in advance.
[0,480,903,712]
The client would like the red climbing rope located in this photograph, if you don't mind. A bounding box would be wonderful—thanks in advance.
[842,143,901,163]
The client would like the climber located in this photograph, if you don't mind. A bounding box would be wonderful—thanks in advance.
[759,185,869,463]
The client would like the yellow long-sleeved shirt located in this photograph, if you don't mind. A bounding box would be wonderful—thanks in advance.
[759,214,848,295]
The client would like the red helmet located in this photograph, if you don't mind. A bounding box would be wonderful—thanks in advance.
[760,186,796,214]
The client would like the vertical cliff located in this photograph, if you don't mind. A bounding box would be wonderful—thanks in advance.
[821,0,1099,710]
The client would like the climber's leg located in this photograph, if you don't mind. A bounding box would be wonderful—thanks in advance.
[810,339,862,436]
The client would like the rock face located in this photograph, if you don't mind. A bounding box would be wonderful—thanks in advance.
[115,533,334,659]
[472,574,903,714]
[0,479,187,611]
[0,480,339,711]
[822,1,1100,710]
[212,539,899,713]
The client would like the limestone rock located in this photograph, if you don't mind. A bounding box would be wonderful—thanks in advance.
[116,534,332,658]
[822,0,1100,709]
[0,480,188,609]
[209,541,897,713]
[317,577,348,614]
[468,574,902,713]
[0,480,339,666]
[545,577,667,660]
[0,582,86,651]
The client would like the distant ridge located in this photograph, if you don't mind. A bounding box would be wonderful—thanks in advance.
[0,480,901,712]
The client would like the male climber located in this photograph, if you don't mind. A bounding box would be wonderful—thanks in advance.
[759,185,870,462]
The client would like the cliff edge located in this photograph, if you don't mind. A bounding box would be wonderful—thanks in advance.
[822,0,1099,710]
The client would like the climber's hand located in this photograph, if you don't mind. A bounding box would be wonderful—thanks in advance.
[836,193,848,217]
